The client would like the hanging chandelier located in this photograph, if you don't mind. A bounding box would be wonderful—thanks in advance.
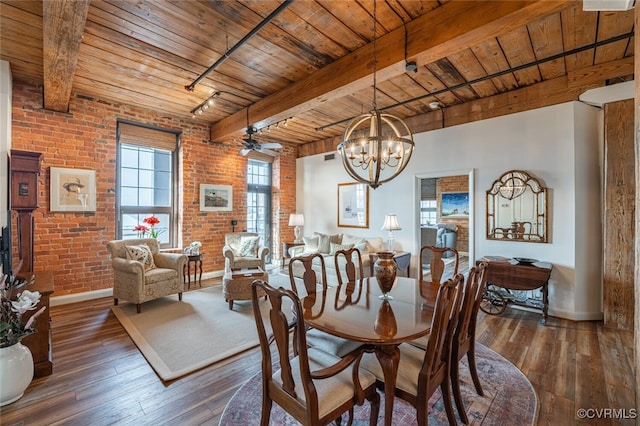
[337,0,414,189]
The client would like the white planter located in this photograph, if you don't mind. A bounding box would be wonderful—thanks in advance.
[0,342,34,406]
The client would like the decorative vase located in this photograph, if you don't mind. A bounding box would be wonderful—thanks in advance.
[0,342,34,406]
[374,301,397,338]
[374,251,397,299]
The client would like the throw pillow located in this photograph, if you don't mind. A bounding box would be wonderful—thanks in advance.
[314,232,343,254]
[342,234,366,246]
[303,236,319,253]
[240,236,260,257]
[330,242,355,255]
[125,244,156,271]
[365,237,385,253]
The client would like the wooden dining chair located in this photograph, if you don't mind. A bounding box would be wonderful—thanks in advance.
[334,247,365,285]
[251,280,380,426]
[289,253,362,358]
[450,261,488,424]
[419,245,459,284]
[360,273,465,426]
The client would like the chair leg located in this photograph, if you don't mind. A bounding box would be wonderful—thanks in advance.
[228,299,233,310]
[178,292,183,301]
[260,397,272,426]
[114,298,118,306]
[441,376,458,426]
[136,304,141,313]
[467,345,484,396]
[451,359,469,424]
[367,389,380,426]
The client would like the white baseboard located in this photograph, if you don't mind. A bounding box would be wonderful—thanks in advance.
[52,269,227,306]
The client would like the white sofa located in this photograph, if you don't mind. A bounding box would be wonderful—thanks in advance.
[287,232,389,286]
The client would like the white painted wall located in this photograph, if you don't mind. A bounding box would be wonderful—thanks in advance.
[295,101,603,320]
[0,60,12,276]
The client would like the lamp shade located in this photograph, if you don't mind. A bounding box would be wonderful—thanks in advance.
[288,213,304,227]
[381,214,401,231]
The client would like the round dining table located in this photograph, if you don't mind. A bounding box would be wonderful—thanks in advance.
[302,276,439,426]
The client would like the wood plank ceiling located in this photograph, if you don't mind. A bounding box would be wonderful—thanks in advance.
[0,0,634,157]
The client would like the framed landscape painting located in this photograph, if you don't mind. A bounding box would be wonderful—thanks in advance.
[441,191,469,218]
[200,184,232,212]
[337,182,369,228]
[50,167,96,212]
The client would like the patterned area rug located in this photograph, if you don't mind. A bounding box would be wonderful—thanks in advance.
[219,343,537,425]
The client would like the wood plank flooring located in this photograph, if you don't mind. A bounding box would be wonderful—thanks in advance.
[1,272,635,426]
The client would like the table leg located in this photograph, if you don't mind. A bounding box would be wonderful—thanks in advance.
[197,259,203,287]
[187,261,192,289]
[541,282,548,325]
[375,345,401,426]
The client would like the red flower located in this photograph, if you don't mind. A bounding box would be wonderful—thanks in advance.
[143,216,160,227]
[133,225,149,232]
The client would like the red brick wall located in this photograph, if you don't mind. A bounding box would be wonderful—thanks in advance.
[10,81,297,296]
[437,175,469,253]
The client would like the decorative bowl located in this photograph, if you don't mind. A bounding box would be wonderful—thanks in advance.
[513,257,538,265]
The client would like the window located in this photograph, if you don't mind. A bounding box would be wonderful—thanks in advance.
[247,160,272,261]
[420,199,437,227]
[116,121,179,247]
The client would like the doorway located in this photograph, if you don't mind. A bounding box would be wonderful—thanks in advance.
[415,169,475,272]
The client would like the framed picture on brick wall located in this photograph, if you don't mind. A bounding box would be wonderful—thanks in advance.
[50,167,96,212]
[200,184,232,212]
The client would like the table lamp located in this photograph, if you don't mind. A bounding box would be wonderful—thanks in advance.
[288,213,304,243]
[381,214,401,252]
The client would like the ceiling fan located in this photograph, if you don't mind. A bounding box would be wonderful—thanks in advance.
[239,126,283,156]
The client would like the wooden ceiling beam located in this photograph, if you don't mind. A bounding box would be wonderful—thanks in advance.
[297,56,634,158]
[43,0,90,112]
[210,0,570,142]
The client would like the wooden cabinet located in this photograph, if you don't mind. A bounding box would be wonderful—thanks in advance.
[20,271,54,377]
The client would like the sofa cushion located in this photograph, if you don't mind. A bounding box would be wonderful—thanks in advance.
[342,234,366,246]
[239,236,260,257]
[125,243,157,271]
[329,242,355,255]
[365,237,385,253]
[314,232,342,254]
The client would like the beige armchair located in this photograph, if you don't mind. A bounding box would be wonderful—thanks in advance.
[106,238,187,313]
[222,232,269,272]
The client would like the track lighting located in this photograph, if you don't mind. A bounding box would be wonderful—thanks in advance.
[190,91,221,116]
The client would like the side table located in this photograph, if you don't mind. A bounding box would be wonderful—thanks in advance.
[282,241,304,267]
[183,253,203,289]
[369,251,411,277]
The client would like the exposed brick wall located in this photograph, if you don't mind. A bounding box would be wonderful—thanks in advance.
[436,175,469,253]
[10,80,297,296]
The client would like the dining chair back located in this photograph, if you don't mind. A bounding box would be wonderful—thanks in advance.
[289,252,328,296]
[419,245,459,283]
[289,252,363,358]
[334,247,364,285]
[451,261,489,424]
[251,279,380,426]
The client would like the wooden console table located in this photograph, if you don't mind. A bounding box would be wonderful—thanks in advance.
[479,257,553,324]
[183,253,203,289]
[20,271,54,377]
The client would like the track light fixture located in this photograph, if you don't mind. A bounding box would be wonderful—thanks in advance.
[190,92,221,118]
[252,117,293,134]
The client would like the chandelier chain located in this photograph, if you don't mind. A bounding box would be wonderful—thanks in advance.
[372,0,377,111]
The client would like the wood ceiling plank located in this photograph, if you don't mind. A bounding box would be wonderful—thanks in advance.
[426,59,478,102]
[594,9,635,64]
[210,0,571,141]
[446,49,499,98]
[497,26,541,86]
[470,39,518,92]
[561,4,597,72]
[527,12,566,80]
[411,65,461,106]
[43,0,90,112]
[566,56,633,88]
[391,0,441,20]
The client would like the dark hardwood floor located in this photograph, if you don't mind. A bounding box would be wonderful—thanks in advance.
[1,268,635,426]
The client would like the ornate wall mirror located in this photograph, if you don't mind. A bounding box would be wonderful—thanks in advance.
[486,170,548,243]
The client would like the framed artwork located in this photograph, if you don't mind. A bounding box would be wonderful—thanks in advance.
[200,184,232,212]
[337,182,369,228]
[441,191,469,218]
[50,167,96,212]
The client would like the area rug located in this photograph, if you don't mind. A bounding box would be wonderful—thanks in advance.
[219,343,537,425]
[111,274,293,381]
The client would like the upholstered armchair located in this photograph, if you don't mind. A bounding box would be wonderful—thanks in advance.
[106,238,187,313]
[222,232,269,272]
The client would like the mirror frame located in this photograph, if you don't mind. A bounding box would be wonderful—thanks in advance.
[486,170,548,243]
